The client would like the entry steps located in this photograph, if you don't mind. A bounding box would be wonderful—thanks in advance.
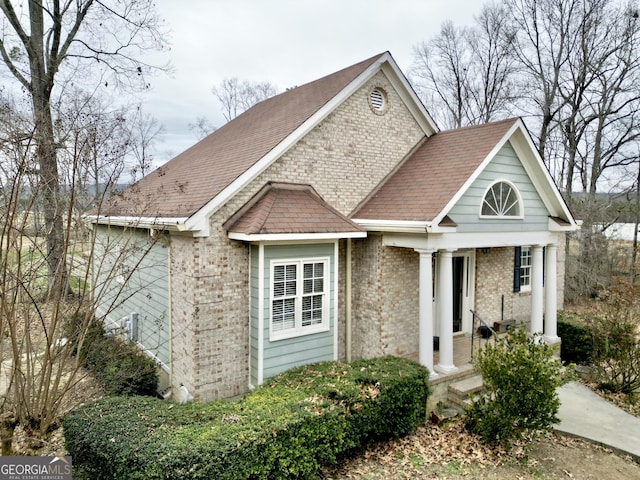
[447,373,484,409]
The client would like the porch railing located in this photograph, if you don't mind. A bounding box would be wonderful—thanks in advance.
[470,309,501,358]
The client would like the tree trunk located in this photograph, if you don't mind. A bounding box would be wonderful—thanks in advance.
[633,162,640,284]
[0,413,17,456]
[28,0,68,299]
[33,91,68,299]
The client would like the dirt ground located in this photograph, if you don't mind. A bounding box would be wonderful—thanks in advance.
[321,419,640,480]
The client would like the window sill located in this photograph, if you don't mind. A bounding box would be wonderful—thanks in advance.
[269,324,330,342]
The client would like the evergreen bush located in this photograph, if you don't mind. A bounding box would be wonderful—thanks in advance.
[64,356,429,479]
[465,328,562,446]
[66,315,158,396]
[557,313,593,365]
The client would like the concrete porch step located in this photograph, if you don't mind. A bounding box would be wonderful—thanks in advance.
[447,373,484,409]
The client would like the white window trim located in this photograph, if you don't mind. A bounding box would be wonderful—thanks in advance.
[519,246,532,292]
[269,257,330,341]
[479,179,524,219]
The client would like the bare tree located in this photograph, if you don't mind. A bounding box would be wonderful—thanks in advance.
[0,0,168,298]
[504,0,640,297]
[0,1,168,453]
[0,92,166,453]
[188,115,216,140]
[505,0,577,164]
[55,92,134,211]
[128,106,164,182]
[411,4,517,129]
[212,77,278,122]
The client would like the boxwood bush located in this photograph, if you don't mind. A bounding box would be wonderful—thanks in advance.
[557,313,593,365]
[465,328,562,446]
[64,356,429,479]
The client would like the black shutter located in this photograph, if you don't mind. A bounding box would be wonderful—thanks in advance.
[513,246,521,292]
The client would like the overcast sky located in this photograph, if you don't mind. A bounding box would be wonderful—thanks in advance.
[144,0,486,163]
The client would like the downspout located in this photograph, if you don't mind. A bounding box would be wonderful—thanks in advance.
[346,239,352,363]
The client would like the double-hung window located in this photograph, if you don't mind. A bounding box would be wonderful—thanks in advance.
[519,246,532,291]
[270,258,329,340]
[514,246,532,293]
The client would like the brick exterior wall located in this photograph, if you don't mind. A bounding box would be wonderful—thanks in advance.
[168,235,196,397]
[350,239,420,360]
[474,238,568,328]
[351,235,384,359]
[557,240,567,310]
[169,72,426,401]
[379,247,419,357]
[474,247,515,324]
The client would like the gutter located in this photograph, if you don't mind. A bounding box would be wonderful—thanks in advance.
[85,214,189,232]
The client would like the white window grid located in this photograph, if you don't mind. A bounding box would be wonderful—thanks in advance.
[520,246,532,291]
[270,257,330,341]
[480,180,523,218]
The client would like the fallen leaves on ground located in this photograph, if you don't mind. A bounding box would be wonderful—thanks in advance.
[322,418,528,479]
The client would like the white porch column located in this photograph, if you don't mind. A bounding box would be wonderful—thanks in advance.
[544,244,560,343]
[416,249,437,378]
[531,245,544,337]
[435,250,458,374]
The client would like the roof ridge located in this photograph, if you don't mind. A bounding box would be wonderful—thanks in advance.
[437,117,520,135]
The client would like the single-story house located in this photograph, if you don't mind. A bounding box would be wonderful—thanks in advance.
[89,51,577,401]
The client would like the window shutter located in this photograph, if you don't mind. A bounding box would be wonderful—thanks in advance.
[513,246,521,292]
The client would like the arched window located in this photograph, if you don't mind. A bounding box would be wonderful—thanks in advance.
[480,181,522,218]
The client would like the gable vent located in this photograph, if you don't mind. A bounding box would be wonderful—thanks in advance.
[369,87,388,114]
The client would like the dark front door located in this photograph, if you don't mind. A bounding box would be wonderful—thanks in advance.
[452,256,464,333]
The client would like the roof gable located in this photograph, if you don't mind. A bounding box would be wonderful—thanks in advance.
[352,118,576,231]
[100,52,438,235]
[352,119,519,222]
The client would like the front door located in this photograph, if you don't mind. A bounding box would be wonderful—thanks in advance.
[452,256,464,333]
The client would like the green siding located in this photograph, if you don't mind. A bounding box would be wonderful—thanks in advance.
[93,226,170,367]
[448,142,550,233]
[250,243,335,384]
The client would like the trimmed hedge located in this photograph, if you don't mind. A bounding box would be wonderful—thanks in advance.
[557,313,593,365]
[66,314,159,396]
[64,356,429,479]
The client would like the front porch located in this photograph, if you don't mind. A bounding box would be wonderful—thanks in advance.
[413,244,561,379]
[434,332,491,367]
[406,332,491,367]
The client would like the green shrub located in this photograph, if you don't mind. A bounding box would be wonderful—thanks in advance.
[465,328,562,446]
[67,315,158,396]
[64,356,429,479]
[590,308,640,395]
[557,313,593,365]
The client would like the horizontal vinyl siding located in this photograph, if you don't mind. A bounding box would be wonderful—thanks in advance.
[261,243,335,381]
[93,226,170,367]
[263,334,334,379]
[449,142,549,233]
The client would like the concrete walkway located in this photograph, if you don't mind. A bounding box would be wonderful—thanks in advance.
[555,381,640,462]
